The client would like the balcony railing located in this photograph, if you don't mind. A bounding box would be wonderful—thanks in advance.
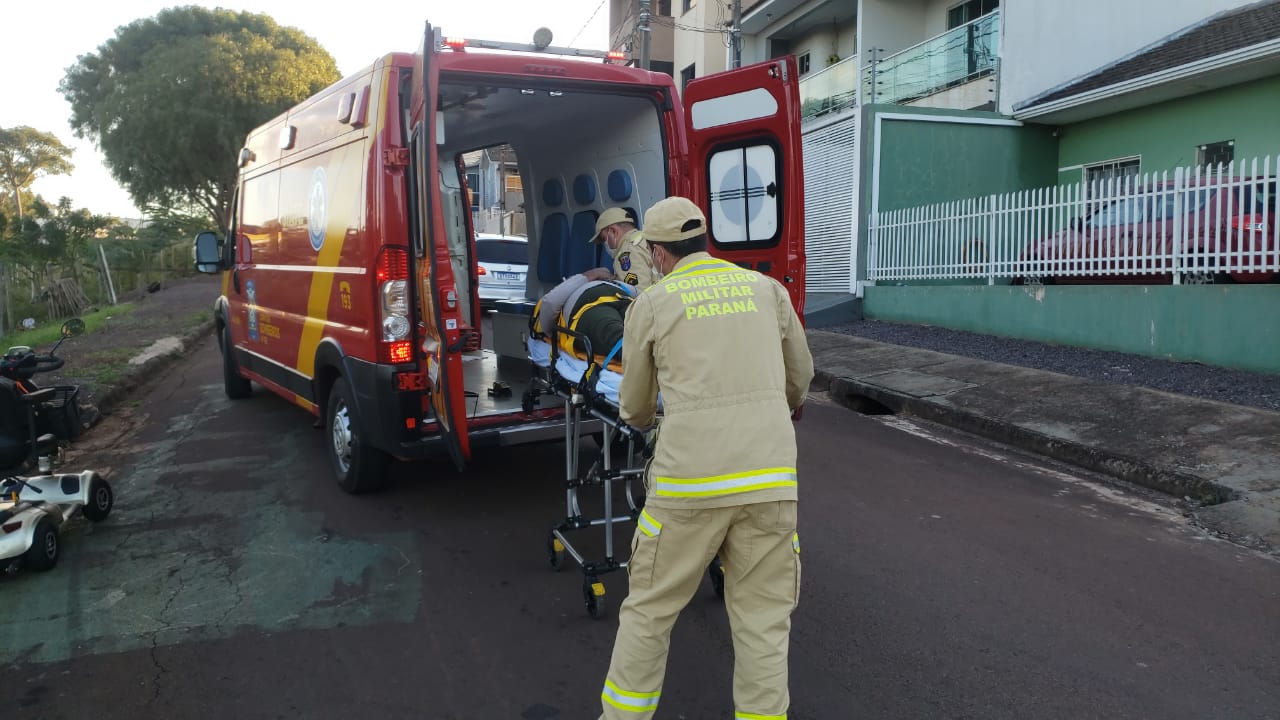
[864,10,999,106]
[799,55,858,121]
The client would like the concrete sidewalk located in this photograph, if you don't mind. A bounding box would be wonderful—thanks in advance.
[808,330,1280,555]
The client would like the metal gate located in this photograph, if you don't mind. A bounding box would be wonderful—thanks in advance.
[802,113,859,293]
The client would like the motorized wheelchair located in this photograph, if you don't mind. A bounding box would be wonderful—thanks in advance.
[0,318,113,576]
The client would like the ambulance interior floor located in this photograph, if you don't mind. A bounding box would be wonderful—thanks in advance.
[459,313,536,419]
[460,350,535,418]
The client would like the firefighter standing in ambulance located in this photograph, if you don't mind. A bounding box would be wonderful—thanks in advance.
[598,197,814,720]
[591,207,658,291]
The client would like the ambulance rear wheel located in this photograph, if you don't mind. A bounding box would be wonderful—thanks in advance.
[221,325,252,400]
[327,377,389,494]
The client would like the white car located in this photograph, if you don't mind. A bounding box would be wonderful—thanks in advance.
[476,234,529,310]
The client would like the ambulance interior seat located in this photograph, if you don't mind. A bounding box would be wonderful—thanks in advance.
[565,211,600,277]
[563,173,601,278]
[537,212,569,284]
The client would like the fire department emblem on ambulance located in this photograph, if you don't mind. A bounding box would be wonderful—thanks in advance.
[308,167,328,251]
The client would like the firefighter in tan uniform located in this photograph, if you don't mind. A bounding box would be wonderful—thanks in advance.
[598,197,814,720]
[591,207,659,291]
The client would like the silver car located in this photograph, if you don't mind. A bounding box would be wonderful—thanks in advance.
[476,234,529,310]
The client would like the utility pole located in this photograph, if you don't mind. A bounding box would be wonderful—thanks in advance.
[639,0,652,70]
[731,0,742,68]
[867,47,881,104]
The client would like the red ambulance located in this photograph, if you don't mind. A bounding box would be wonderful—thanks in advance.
[194,22,806,493]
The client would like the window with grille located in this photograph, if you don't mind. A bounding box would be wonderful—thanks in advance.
[1196,140,1235,170]
[1084,157,1140,197]
[798,52,811,75]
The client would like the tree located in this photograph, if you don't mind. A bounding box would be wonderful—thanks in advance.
[59,6,340,228]
[0,126,74,220]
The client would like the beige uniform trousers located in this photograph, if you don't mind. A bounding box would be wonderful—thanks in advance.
[600,500,801,720]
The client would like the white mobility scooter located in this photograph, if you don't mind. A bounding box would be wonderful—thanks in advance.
[0,318,113,576]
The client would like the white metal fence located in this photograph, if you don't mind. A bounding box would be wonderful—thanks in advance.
[868,155,1280,284]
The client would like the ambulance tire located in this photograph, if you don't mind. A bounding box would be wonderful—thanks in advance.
[326,377,390,494]
[221,326,252,400]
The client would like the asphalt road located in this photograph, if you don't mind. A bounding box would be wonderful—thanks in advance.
[4,336,1279,719]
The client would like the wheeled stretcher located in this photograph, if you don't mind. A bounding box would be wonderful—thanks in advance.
[521,325,650,620]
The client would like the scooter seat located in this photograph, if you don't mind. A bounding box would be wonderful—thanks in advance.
[20,388,55,405]
[35,434,57,456]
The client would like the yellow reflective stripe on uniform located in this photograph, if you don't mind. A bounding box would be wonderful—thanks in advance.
[735,713,786,720]
[663,257,726,278]
[637,509,663,537]
[601,679,661,712]
[792,532,800,554]
[654,467,798,498]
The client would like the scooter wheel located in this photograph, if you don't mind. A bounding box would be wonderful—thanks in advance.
[24,518,59,571]
[82,476,113,522]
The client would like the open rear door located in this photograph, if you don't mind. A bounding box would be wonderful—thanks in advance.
[683,57,806,318]
[411,22,470,470]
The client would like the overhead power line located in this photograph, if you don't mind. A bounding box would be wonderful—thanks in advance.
[569,0,610,49]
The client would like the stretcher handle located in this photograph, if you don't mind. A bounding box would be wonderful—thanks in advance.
[550,325,603,393]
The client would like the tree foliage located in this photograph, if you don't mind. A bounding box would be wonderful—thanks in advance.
[59,6,340,228]
[0,126,74,220]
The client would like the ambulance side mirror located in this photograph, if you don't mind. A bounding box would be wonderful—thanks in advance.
[193,231,226,274]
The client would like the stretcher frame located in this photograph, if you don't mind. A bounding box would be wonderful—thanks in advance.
[521,324,649,620]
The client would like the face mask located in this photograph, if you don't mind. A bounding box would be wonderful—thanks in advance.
[600,243,614,264]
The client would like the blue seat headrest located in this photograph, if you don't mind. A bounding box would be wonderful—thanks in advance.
[542,179,564,207]
[607,170,633,202]
[573,174,597,205]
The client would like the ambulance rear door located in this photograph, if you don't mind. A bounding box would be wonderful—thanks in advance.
[682,57,806,317]
[411,21,470,470]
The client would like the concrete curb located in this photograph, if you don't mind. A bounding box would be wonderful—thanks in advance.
[87,319,217,423]
[813,368,1235,505]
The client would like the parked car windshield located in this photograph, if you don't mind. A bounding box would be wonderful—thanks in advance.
[477,238,527,265]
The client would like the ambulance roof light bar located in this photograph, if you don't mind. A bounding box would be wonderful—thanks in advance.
[439,27,629,64]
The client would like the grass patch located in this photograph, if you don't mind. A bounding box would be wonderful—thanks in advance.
[184,309,211,331]
[1,304,137,350]
[74,347,138,388]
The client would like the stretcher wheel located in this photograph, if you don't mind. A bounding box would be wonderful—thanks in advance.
[708,556,725,599]
[547,533,566,571]
[584,578,607,620]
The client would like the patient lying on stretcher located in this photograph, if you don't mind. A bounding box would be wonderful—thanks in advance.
[530,267,637,373]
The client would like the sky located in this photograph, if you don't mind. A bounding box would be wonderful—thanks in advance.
[1,1,611,220]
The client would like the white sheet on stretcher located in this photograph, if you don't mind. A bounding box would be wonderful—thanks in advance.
[529,338,624,406]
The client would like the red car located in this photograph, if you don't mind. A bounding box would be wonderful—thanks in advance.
[1016,177,1277,285]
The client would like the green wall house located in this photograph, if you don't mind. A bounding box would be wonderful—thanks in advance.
[855,2,1280,375]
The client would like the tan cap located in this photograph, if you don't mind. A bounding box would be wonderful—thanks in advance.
[642,196,706,243]
[590,207,633,243]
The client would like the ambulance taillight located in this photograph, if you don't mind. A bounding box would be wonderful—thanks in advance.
[377,247,412,364]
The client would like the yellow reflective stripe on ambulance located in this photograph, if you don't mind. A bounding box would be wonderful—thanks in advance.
[736,713,787,720]
[637,509,663,537]
[653,468,798,498]
[601,679,661,712]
